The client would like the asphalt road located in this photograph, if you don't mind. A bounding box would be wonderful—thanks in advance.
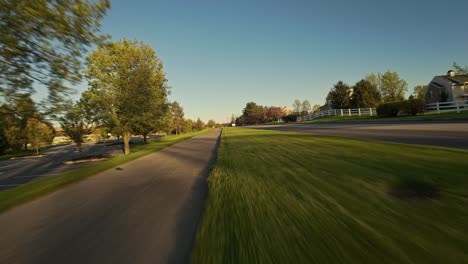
[0,143,122,191]
[0,135,160,191]
[0,129,220,264]
[252,120,468,149]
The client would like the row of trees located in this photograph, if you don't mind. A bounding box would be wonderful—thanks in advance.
[325,71,426,109]
[237,102,285,125]
[0,1,213,155]
[0,95,55,154]
[1,37,212,155]
[58,39,212,155]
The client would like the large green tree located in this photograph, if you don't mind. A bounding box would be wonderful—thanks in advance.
[242,102,264,125]
[349,79,381,108]
[379,71,407,102]
[195,118,204,131]
[170,101,184,135]
[264,106,284,122]
[2,94,41,150]
[327,81,351,109]
[85,39,168,155]
[412,85,426,100]
[301,100,311,115]
[183,118,194,133]
[0,0,110,108]
[292,99,302,115]
[206,119,216,128]
[24,117,55,155]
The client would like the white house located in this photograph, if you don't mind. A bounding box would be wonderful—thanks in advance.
[425,70,468,104]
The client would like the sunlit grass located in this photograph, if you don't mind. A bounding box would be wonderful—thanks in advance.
[193,128,468,263]
[0,129,210,213]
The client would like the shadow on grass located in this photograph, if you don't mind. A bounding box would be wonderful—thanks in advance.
[388,179,440,200]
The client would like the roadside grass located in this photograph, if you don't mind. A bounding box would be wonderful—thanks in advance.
[0,129,210,213]
[0,150,37,161]
[193,128,468,264]
[299,109,468,124]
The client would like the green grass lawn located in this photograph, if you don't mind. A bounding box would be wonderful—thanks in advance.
[0,150,38,161]
[0,129,210,213]
[192,128,468,264]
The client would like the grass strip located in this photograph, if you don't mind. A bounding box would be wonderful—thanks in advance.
[0,129,210,213]
[193,128,468,264]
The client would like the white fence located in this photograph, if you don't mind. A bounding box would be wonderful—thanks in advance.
[299,108,377,121]
[298,99,468,122]
[426,100,468,114]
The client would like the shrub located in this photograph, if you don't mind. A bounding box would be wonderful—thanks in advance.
[377,102,401,117]
[377,99,426,117]
[401,99,426,116]
[282,114,298,123]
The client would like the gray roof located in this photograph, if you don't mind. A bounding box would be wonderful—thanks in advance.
[437,75,468,84]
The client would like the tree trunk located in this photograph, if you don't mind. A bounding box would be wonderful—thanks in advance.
[143,133,148,144]
[77,141,82,152]
[123,132,131,155]
[35,146,39,155]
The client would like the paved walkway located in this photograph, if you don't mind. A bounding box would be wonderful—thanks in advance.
[0,129,221,264]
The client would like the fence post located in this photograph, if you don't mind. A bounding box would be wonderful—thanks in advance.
[456,100,460,113]
[436,102,440,114]
[348,108,351,116]
[340,109,343,116]
[358,108,361,116]
[369,108,373,116]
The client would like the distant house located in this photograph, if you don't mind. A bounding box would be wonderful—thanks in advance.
[319,103,331,112]
[425,70,468,104]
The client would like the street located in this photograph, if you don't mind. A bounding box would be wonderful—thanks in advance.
[251,120,468,149]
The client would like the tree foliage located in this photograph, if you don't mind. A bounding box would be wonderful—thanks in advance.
[206,119,216,128]
[170,101,184,135]
[264,106,284,122]
[242,102,264,125]
[453,62,468,75]
[0,94,50,153]
[349,79,381,108]
[183,118,194,133]
[312,104,320,113]
[379,71,407,102]
[301,100,311,115]
[195,118,204,131]
[59,101,94,151]
[24,117,55,155]
[84,39,168,155]
[327,81,351,109]
[292,99,302,115]
[412,85,426,101]
[0,0,110,109]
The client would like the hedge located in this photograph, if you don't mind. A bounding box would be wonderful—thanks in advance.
[377,99,425,117]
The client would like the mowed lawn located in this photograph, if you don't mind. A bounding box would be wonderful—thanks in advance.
[193,128,468,264]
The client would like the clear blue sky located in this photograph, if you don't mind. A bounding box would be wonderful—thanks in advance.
[73,0,468,122]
